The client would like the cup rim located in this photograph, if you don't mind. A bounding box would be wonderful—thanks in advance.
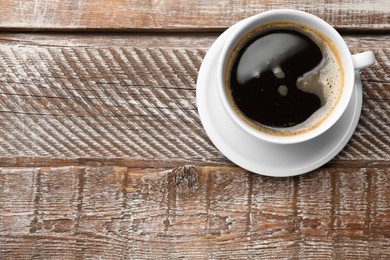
[217,9,354,145]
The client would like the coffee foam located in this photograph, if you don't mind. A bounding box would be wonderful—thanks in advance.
[225,22,344,136]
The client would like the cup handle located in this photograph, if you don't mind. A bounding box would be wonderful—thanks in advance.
[352,51,376,70]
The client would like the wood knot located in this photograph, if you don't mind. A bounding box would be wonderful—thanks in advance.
[169,165,198,190]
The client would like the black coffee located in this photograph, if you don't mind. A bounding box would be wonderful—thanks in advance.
[227,23,343,136]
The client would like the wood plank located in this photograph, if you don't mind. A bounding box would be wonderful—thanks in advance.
[1,166,390,258]
[0,34,388,167]
[0,1,389,31]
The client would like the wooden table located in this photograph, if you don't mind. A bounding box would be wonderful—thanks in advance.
[0,1,389,259]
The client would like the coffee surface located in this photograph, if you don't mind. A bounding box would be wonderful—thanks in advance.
[227,23,343,136]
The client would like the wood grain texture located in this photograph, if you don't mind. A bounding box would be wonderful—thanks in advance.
[1,166,390,259]
[0,0,389,31]
[0,1,388,258]
[0,34,388,167]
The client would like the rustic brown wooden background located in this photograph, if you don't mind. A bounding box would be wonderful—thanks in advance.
[0,0,389,259]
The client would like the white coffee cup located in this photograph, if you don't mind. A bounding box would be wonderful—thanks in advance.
[217,9,375,145]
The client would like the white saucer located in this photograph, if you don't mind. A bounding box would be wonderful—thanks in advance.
[196,22,363,177]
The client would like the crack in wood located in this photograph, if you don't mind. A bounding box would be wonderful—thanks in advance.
[29,169,42,233]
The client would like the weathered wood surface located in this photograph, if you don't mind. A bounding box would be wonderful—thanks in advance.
[0,0,389,258]
[0,34,388,167]
[1,166,390,259]
[0,0,389,31]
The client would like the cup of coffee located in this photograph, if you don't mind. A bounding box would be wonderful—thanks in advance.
[218,9,375,144]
